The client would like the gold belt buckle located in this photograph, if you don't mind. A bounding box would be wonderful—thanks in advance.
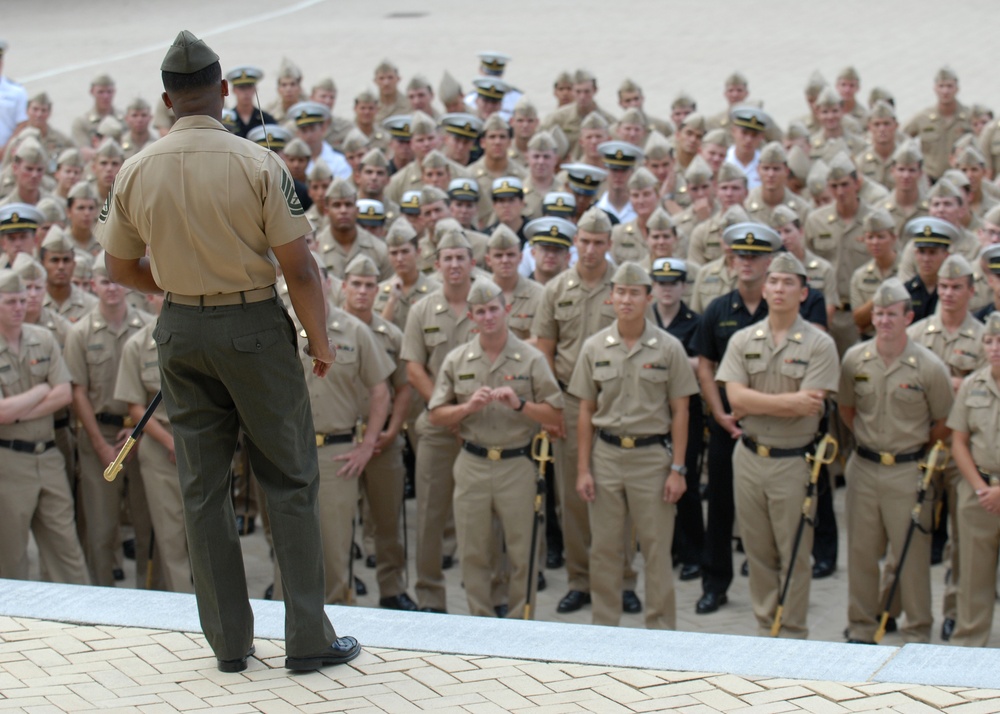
[620,436,635,449]
[123,416,135,428]
[316,434,325,448]
[880,452,895,466]
[487,447,502,461]
[756,444,770,458]
[34,441,45,455]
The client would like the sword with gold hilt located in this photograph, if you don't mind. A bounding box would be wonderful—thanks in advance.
[524,430,551,620]
[771,434,838,637]
[874,439,950,643]
[104,391,162,482]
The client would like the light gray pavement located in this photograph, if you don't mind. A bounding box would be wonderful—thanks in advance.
[4,0,1000,140]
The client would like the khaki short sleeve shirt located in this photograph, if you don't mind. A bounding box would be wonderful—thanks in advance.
[947,367,1000,474]
[0,324,71,442]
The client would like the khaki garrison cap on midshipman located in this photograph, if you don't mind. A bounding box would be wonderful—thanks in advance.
[938,253,973,280]
[0,203,42,234]
[325,178,357,201]
[598,141,642,169]
[684,155,713,185]
[356,199,386,227]
[872,277,910,307]
[14,138,46,165]
[717,162,747,185]
[768,251,807,278]
[284,138,310,159]
[724,222,778,254]
[807,160,829,195]
[96,115,123,140]
[41,224,75,253]
[0,269,24,294]
[421,185,448,205]
[827,152,856,181]
[277,57,303,81]
[651,257,687,283]
[341,129,370,154]
[448,179,480,203]
[869,86,895,107]
[787,145,811,182]
[759,141,787,165]
[627,167,658,191]
[892,140,922,166]
[307,160,333,182]
[400,190,421,215]
[344,254,380,277]
[928,177,964,200]
[577,206,612,234]
[646,207,675,232]
[863,208,896,234]
[981,244,1000,275]
[487,224,520,251]
[984,312,1000,336]
[226,65,264,86]
[528,130,558,153]
[815,86,841,109]
[161,30,219,74]
[906,216,958,248]
[541,192,575,217]
[580,112,609,131]
[439,71,462,103]
[440,113,482,139]
[436,227,472,253]
[360,148,388,169]
[612,261,652,287]
[36,198,66,224]
[561,163,607,196]
[869,100,896,121]
[247,124,292,150]
[68,182,99,202]
[467,280,503,305]
[385,217,418,247]
[769,204,799,229]
[11,253,46,281]
[525,217,575,248]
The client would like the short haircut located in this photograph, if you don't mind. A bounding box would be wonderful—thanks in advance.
[162,62,222,94]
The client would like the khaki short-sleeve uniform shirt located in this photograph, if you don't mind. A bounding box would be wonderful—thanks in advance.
[113,322,168,422]
[689,255,736,314]
[374,272,440,333]
[400,286,479,383]
[43,285,97,325]
[850,259,898,314]
[805,202,872,302]
[906,312,985,379]
[904,103,972,181]
[947,367,1000,474]
[0,324,71,442]
[744,188,811,227]
[498,274,544,340]
[317,226,392,281]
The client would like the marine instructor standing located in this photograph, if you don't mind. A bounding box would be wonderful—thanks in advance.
[96,31,359,674]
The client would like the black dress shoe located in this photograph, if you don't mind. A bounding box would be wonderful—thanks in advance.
[494,604,509,618]
[679,564,701,581]
[556,590,591,613]
[235,516,255,535]
[379,593,418,611]
[263,584,274,600]
[740,559,749,577]
[846,638,876,645]
[695,592,728,614]
[537,571,547,592]
[285,637,361,671]
[351,542,362,560]
[941,617,956,641]
[365,555,376,569]
[123,538,136,560]
[442,555,455,570]
[885,616,897,633]
[418,606,446,613]
[218,644,255,673]
[112,568,125,582]
[354,576,367,596]
[546,550,564,569]
[622,590,642,614]
[812,560,836,579]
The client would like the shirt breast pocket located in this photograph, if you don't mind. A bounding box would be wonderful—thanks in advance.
[964,393,994,434]
[592,365,621,386]
[423,329,448,350]
[854,381,877,410]
[892,386,925,406]
[778,360,807,381]
[553,301,580,328]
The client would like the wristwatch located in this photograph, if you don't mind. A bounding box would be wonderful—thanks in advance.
[670,464,688,476]
[515,398,526,412]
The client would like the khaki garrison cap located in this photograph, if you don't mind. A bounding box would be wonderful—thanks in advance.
[731,105,768,132]
[956,144,987,168]
[0,269,24,294]
[385,217,418,246]
[96,115,123,140]
[325,178,357,201]
[14,138,46,165]
[683,155,713,185]
[770,204,799,229]
[573,69,596,84]
[724,222,778,254]
[344,254,380,277]
[548,124,569,155]
[872,277,910,307]
[382,115,412,139]
[360,148,389,169]
[226,66,263,86]
[598,140,642,169]
[541,192,575,217]
[726,71,749,87]
[440,113,482,139]
[679,113,706,134]
[313,77,336,93]
[580,112,609,131]
[74,251,94,279]
[627,167,658,191]
[553,70,573,87]
[161,30,219,74]
[805,72,826,98]
[410,111,436,136]
[786,121,810,141]
[721,204,750,226]
[863,208,896,234]
[307,160,333,182]
[787,145,811,181]
[869,100,896,120]
[703,128,729,147]
[644,130,672,159]
[482,113,510,134]
[341,128,370,154]
[491,177,523,198]
[91,250,109,278]
[869,86,895,107]
[525,217,575,248]
[355,87,377,104]
[612,261,652,287]
[984,312,1000,336]
[906,216,958,248]
[448,178,480,203]
[421,150,449,170]
[407,74,432,93]
[374,59,398,75]
[939,253,973,280]
[487,224,520,251]
[434,218,464,241]
[68,182,99,202]
[478,51,511,76]
[472,77,509,101]
[41,224,75,253]
[619,107,646,127]
[277,57,303,81]
[892,140,922,166]
[827,152,856,181]
[528,130,558,153]
[439,71,462,103]
[36,198,66,224]
[928,178,963,201]
[837,66,860,82]
[807,160,830,195]
[717,162,747,184]
[94,138,124,160]
[815,86,841,109]
[0,203,42,233]
[400,190,421,215]
[561,163,607,196]
[288,101,330,126]
[651,257,687,283]
[759,141,788,165]
[284,138,311,159]
[935,66,959,83]
[421,185,449,205]
[577,206,613,234]
[672,92,696,111]
[513,96,537,119]
[356,199,386,227]
[646,207,675,232]
[12,253,46,281]
[436,227,472,253]
[57,148,83,168]
[467,280,503,305]
[942,169,971,190]
[247,124,292,150]
[981,244,1000,275]
[984,205,1000,226]
[768,251,807,278]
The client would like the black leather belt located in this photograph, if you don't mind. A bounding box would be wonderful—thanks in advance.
[741,435,812,458]
[96,413,133,428]
[857,445,924,466]
[315,432,355,447]
[0,438,57,455]
[597,430,668,449]
[53,416,70,430]
[839,302,851,311]
[978,469,1000,486]
[462,441,532,460]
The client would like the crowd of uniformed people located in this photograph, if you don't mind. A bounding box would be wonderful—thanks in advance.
[4,39,1000,647]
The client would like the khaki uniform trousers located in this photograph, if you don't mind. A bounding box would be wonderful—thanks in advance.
[137,425,193,593]
[951,479,1000,647]
[590,440,676,629]
[453,449,538,618]
[556,394,638,594]
[734,444,813,638]
[940,463,962,622]
[846,453,934,643]
[77,422,153,587]
[363,436,407,598]
[413,410,462,611]
[0,448,89,583]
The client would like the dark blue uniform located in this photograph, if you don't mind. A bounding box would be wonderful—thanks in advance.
[905,275,938,322]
